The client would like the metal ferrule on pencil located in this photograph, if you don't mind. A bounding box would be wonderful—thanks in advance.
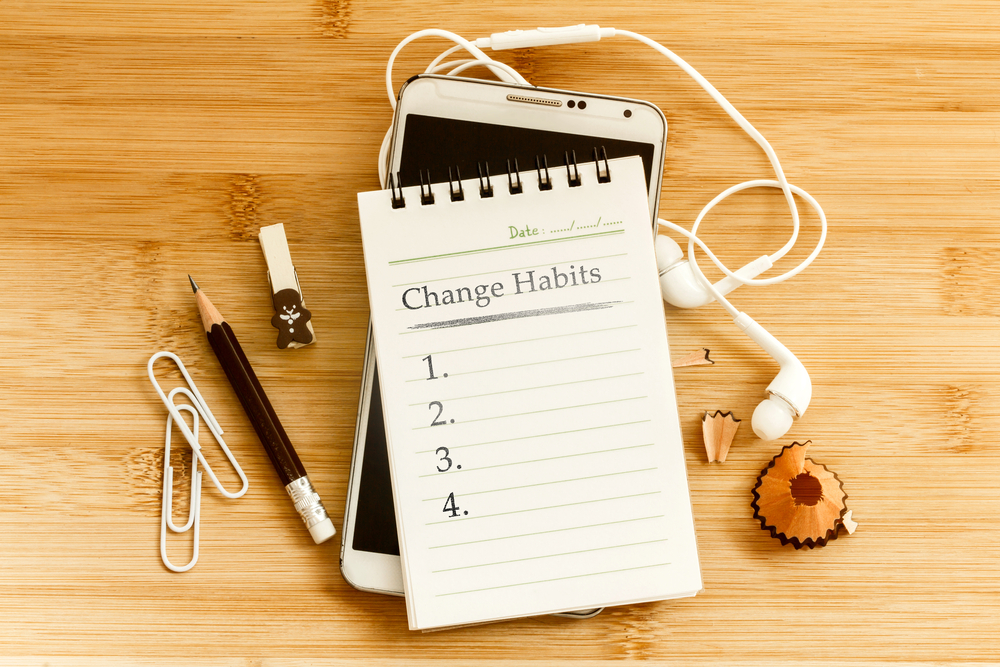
[285,475,331,530]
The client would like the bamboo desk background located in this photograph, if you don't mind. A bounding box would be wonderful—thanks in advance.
[1,1,998,664]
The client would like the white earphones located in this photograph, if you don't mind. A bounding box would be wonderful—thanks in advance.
[654,177,826,441]
[384,25,829,440]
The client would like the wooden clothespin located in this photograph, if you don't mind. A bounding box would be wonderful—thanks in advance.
[258,223,315,349]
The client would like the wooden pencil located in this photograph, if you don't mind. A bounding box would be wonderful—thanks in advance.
[189,276,335,544]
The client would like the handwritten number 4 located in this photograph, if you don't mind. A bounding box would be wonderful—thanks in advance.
[443,492,467,518]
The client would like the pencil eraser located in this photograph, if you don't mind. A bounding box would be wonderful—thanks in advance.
[309,517,336,544]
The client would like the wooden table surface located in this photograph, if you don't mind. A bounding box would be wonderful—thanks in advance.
[2,1,998,664]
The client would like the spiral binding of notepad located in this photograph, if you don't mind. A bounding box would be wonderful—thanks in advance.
[387,146,612,209]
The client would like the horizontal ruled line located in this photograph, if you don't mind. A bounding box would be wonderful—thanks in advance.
[412,396,646,430]
[431,538,669,573]
[445,348,641,377]
[407,372,643,404]
[430,515,664,549]
[421,467,657,501]
[388,229,624,265]
[436,562,672,596]
[390,253,628,288]
[415,420,650,454]
[418,443,654,478]
[425,491,660,525]
[401,324,636,359]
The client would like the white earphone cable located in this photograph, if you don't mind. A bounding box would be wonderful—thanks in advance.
[612,30,826,310]
[658,180,827,319]
[613,30,801,260]
[381,30,531,187]
[382,27,827,313]
[385,29,530,111]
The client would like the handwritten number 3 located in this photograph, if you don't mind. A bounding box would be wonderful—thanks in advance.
[435,447,453,472]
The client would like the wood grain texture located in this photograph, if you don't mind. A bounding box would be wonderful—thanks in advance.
[1,0,998,662]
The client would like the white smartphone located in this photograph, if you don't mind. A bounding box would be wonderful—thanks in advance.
[341,75,668,607]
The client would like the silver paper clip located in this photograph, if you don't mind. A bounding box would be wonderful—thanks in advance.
[161,404,202,572]
[148,351,249,572]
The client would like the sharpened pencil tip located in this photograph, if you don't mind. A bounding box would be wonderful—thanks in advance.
[188,275,199,293]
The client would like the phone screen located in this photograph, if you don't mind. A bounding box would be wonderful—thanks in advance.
[350,115,659,557]
[397,115,655,188]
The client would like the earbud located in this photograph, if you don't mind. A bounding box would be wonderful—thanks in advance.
[655,227,814,441]
[733,313,812,441]
[655,235,772,309]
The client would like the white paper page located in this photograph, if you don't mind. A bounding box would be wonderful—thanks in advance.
[357,157,701,630]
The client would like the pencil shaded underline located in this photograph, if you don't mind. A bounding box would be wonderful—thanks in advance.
[406,301,620,331]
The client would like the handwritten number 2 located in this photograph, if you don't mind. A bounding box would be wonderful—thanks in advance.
[429,401,447,426]
[435,447,453,472]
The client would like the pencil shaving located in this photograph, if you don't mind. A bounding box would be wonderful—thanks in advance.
[751,441,849,549]
[841,509,858,535]
[672,348,713,368]
[702,410,740,462]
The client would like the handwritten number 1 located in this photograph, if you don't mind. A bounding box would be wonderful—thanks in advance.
[422,354,448,380]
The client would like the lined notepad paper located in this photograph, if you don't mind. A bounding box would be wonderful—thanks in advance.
[357,156,701,630]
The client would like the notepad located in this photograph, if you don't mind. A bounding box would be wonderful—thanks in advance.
[357,156,701,631]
